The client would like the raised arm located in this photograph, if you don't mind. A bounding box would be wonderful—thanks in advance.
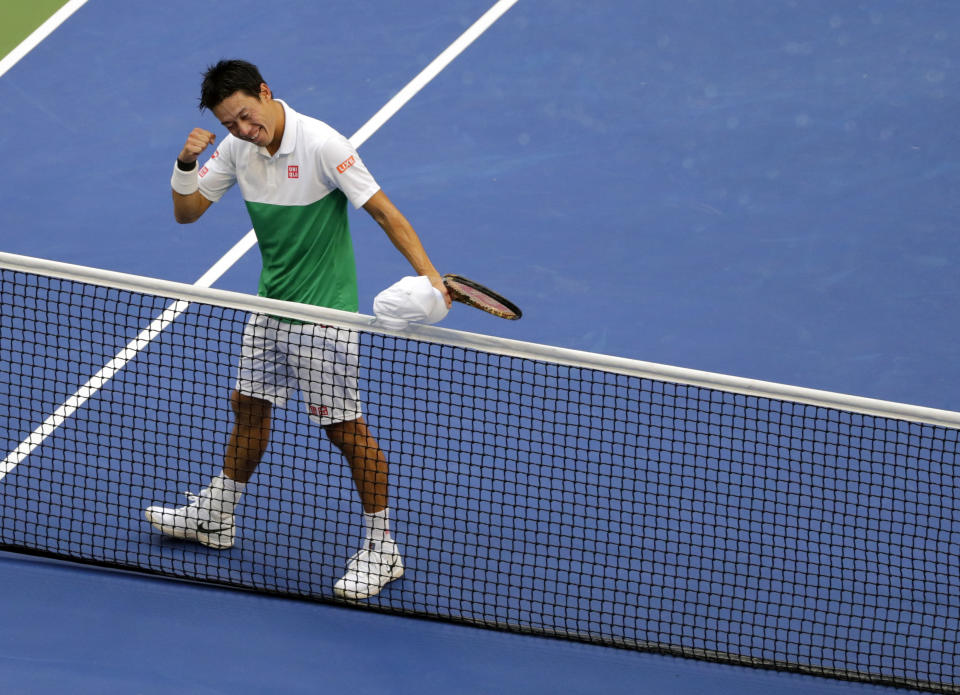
[171,128,217,224]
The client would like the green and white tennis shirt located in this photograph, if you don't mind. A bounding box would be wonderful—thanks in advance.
[197,100,380,312]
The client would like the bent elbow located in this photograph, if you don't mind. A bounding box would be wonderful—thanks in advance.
[172,192,209,224]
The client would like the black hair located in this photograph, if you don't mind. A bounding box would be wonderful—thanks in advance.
[199,59,268,111]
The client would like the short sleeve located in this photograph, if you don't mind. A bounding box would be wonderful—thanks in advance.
[197,138,238,203]
[318,134,380,209]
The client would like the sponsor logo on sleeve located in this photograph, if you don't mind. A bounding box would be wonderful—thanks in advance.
[336,155,356,174]
[309,405,329,417]
[199,166,209,178]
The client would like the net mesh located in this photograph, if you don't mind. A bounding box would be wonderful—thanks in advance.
[1,262,959,693]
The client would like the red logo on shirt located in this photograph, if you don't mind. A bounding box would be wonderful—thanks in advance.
[309,405,329,417]
[288,165,299,179]
[199,166,209,178]
[336,156,355,174]
[211,150,219,160]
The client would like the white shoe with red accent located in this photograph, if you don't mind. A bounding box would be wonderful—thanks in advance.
[334,538,404,600]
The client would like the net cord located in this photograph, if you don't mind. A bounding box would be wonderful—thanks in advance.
[2,249,959,429]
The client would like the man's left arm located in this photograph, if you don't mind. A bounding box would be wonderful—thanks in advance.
[363,190,451,307]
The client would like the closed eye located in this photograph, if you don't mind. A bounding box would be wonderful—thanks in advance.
[219,111,249,129]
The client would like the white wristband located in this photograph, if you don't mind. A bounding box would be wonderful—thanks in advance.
[171,160,199,195]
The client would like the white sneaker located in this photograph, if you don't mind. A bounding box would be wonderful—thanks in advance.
[334,538,404,600]
[144,492,236,549]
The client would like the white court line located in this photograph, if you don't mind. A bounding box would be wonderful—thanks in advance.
[0,0,90,79]
[0,0,520,480]
[1,302,191,479]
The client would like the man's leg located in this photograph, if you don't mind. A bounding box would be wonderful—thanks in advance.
[225,390,272,483]
[145,390,272,548]
[324,416,388,513]
[326,416,403,599]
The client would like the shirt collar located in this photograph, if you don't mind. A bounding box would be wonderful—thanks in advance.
[257,99,297,158]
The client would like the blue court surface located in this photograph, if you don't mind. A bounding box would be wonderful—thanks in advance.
[0,1,958,693]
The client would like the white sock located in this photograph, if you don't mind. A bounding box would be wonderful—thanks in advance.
[206,472,245,517]
[364,508,391,544]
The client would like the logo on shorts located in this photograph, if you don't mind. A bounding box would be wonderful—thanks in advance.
[288,165,299,179]
[309,405,329,417]
[199,166,209,177]
[336,156,355,174]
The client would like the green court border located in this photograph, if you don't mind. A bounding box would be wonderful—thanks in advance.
[0,1,70,59]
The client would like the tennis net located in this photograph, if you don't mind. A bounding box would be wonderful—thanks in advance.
[0,251,958,693]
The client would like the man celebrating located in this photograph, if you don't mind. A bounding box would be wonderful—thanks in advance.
[145,59,449,600]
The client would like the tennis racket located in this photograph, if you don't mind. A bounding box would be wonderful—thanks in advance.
[443,274,522,320]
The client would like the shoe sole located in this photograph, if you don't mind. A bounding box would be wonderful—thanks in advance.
[144,509,235,550]
[334,557,405,600]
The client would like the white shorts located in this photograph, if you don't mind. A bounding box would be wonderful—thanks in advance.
[235,314,362,426]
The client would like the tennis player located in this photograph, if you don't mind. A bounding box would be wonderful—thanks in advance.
[145,59,449,600]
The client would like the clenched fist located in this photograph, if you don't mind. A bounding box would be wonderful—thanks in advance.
[178,128,216,164]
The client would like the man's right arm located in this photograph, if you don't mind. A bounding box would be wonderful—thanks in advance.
[171,128,217,224]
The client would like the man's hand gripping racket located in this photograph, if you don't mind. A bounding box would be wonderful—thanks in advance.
[443,274,522,320]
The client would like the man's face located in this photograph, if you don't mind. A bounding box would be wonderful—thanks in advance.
[211,84,278,148]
